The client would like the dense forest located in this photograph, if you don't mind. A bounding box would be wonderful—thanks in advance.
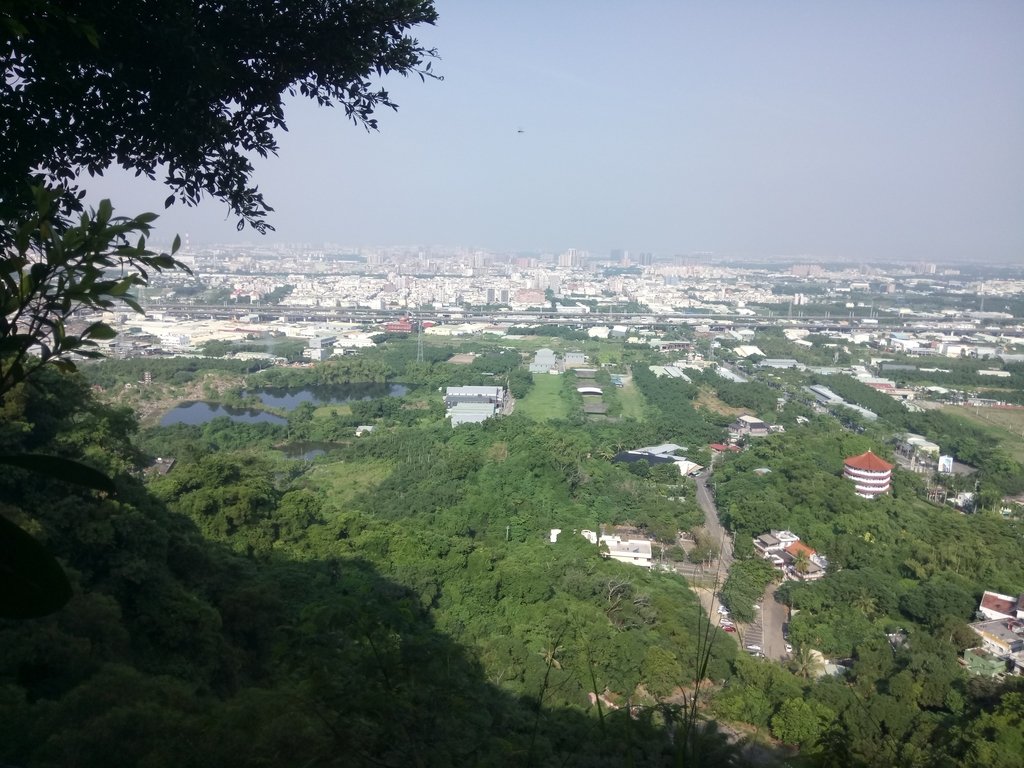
[2,338,1023,766]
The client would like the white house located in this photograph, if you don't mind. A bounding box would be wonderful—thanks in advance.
[979,591,1024,621]
[579,530,653,568]
[600,535,653,568]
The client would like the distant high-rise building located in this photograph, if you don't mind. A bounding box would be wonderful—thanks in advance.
[790,264,824,277]
[558,249,581,268]
[637,252,653,266]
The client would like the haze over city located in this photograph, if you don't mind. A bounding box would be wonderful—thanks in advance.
[84,1,1024,263]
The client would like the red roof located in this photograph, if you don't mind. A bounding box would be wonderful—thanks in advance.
[785,541,816,559]
[844,450,893,472]
[980,592,1017,617]
[709,443,740,452]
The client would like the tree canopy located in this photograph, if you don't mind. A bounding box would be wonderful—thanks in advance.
[1,0,439,229]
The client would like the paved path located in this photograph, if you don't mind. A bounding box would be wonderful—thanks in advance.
[759,583,789,661]
[694,472,734,573]
[690,471,736,628]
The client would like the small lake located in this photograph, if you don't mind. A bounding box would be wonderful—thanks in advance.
[245,383,409,409]
[160,383,409,426]
[161,402,288,427]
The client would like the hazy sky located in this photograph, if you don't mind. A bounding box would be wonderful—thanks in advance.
[84,1,1024,262]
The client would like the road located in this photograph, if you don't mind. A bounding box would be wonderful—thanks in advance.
[691,471,790,662]
[759,583,789,662]
[690,471,734,625]
[694,473,734,572]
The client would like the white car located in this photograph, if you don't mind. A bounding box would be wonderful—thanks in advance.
[746,644,761,651]
[785,643,793,654]
[717,605,729,615]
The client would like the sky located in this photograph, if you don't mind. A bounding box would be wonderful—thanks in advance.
[83,1,1024,263]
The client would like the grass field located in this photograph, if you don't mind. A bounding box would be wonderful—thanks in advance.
[305,458,393,513]
[617,376,646,420]
[943,406,1024,463]
[695,387,746,417]
[312,404,352,419]
[516,374,569,420]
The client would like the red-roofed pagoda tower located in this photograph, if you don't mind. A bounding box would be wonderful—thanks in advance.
[844,450,893,498]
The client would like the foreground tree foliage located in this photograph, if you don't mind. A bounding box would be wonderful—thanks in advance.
[2,0,440,229]
[0,188,186,398]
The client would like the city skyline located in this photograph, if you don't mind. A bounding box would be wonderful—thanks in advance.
[83,1,1024,263]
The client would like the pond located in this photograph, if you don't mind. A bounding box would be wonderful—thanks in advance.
[244,383,409,409]
[160,402,288,426]
[159,383,409,426]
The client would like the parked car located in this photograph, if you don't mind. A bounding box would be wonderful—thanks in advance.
[785,643,793,654]
[722,625,736,633]
[746,644,761,651]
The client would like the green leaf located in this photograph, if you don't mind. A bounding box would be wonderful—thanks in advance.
[83,321,117,340]
[0,514,72,619]
[0,454,117,494]
[97,199,113,224]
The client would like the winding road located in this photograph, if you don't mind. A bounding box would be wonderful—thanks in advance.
[692,471,788,662]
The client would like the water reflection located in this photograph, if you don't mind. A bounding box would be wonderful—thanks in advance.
[247,383,408,409]
[160,402,288,426]
[160,383,409,426]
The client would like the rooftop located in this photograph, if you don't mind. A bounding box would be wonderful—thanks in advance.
[980,591,1020,617]
[736,414,766,424]
[785,541,817,559]
[844,450,894,472]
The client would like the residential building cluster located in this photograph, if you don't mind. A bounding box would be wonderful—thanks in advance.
[966,591,1024,677]
[753,530,829,581]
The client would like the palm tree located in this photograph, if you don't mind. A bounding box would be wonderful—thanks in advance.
[852,592,878,619]
[793,550,811,576]
[789,646,824,679]
[538,643,563,670]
